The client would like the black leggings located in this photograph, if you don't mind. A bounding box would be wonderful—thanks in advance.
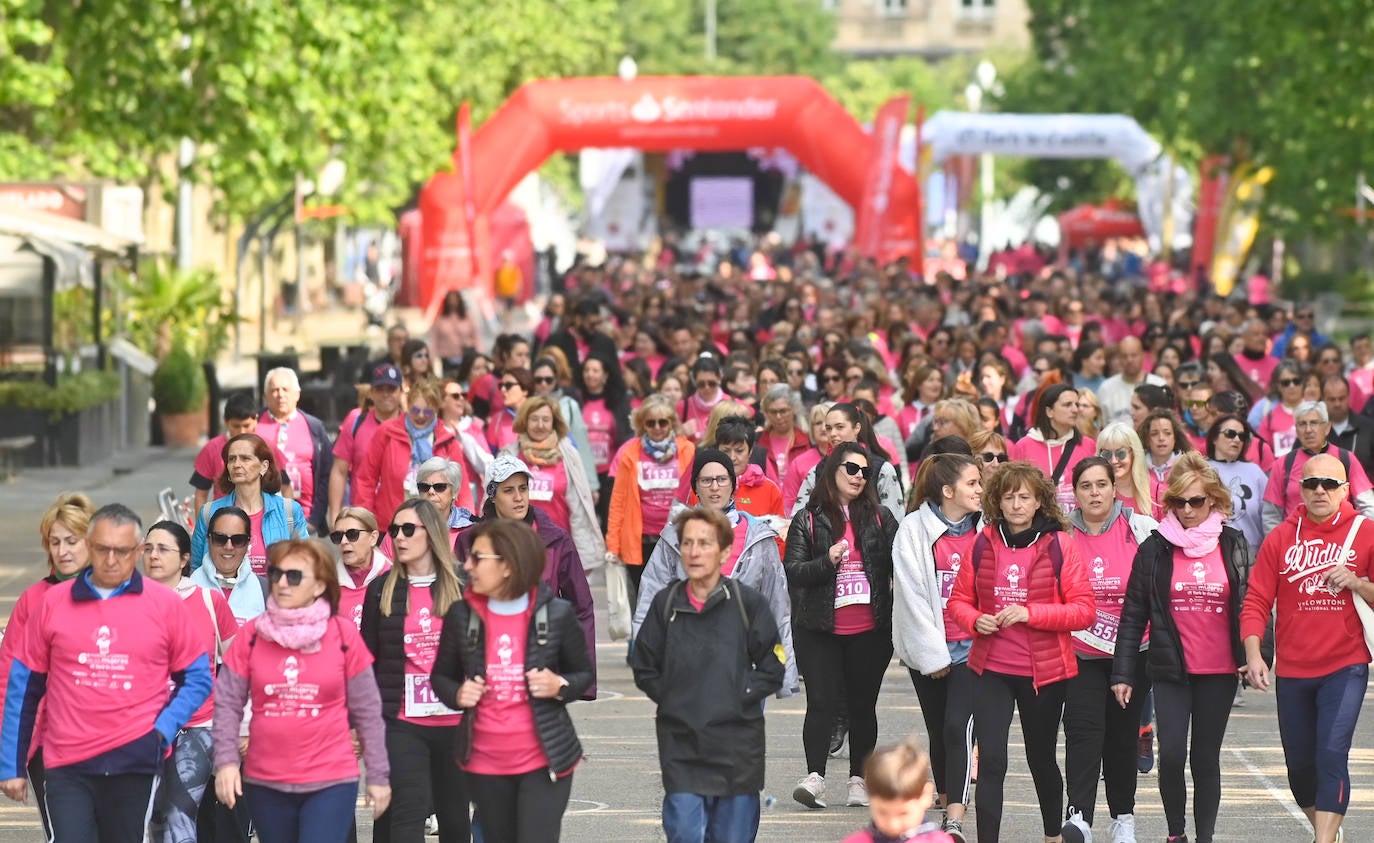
[971,670,1067,841]
[793,626,892,777]
[1063,656,1150,826]
[909,662,974,807]
[376,719,468,843]
[466,768,572,843]
[595,473,613,534]
[1153,673,1237,843]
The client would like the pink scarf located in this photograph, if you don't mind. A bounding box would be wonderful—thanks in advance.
[738,463,766,488]
[255,596,332,653]
[1157,510,1224,558]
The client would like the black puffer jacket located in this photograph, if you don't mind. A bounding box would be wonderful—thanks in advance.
[1111,526,1251,686]
[783,505,899,634]
[360,574,453,719]
[430,582,591,776]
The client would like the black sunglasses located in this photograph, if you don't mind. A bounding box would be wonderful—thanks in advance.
[1218,428,1246,440]
[1278,378,1302,388]
[644,417,673,430]
[822,375,842,383]
[979,452,1008,464]
[210,531,251,548]
[1177,380,1199,390]
[1166,495,1209,510]
[329,528,367,544]
[498,381,520,391]
[416,482,450,494]
[1301,476,1347,492]
[267,567,304,586]
[533,376,556,385]
[388,522,422,538]
[840,461,872,479]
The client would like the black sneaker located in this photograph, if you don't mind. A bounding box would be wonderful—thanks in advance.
[829,712,849,756]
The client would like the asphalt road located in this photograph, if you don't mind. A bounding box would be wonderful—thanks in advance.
[0,449,1371,841]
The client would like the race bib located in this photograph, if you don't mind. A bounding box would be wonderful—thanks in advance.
[403,674,460,718]
[285,464,303,493]
[1274,430,1297,456]
[835,560,872,608]
[638,460,678,491]
[937,569,958,605]
[590,438,610,466]
[1071,609,1121,655]
[528,471,554,501]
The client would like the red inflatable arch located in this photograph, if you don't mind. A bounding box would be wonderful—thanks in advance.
[416,76,921,308]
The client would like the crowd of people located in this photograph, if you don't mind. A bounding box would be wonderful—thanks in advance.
[0,236,1372,843]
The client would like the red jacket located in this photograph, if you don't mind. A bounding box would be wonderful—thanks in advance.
[354,418,462,530]
[947,525,1095,690]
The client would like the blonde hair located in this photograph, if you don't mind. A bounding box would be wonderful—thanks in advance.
[968,428,1005,455]
[1165,451,1233,518]
[702,399,755,448]
[863,736,933,801]
[1097,422,1154,517]
[932,398,981,441]
[513,395,569,439]
[632,394,681,437]
[1076,390,1103,438]
[40,493,95,572]
[379,499,462,618]
[407,376,443,411]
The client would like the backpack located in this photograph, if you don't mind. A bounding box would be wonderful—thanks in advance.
[660,577,750,631]
[464,600,550,665]
[970,529,1065,580]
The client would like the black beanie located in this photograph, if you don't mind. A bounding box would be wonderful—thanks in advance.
[691,448,737,493]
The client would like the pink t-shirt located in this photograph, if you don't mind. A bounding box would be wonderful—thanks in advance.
[338,559,391,631]
[398,585,462,727]
[637,453,680,536]
[833,519,875,635]
[1072,518,1141,658]
[581,398,615,473]
[256,414,317,519]
[333,409,383,468]
[487,411,518,454]
[1259,403,1299,457]
[782,449,825,514]
[1264,445,1374,515]
[224,617,373,785]
[1169,547,1233,674]
[932,531,976,644]
[526,461,571,534]
[180,587,239,728]
[466,608,546,775]
[722,519,749,578]
[194,435,291,497]
[1239,354,1279,390]
[246,509,269,576]
[981,544,1035,676]
[24,578,207,769]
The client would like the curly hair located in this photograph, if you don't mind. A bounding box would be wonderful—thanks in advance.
[982,460,1067,529]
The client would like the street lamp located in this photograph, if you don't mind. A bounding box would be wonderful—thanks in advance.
[969,61,997,269]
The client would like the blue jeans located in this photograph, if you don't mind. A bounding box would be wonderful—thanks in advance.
[662,792,761,843]
[1276,663,1368,814]
[244,781,357,843]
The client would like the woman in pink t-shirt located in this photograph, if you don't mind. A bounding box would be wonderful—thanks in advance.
[1110,453,1248,843]
[212,540,390,843]
[432,520,592,843]
[361,499,468,842]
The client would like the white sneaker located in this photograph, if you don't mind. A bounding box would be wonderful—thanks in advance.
[792,772,826,809]
[846,775,869,807]
[1061,808,1092,843]
[1110,813,1135,843]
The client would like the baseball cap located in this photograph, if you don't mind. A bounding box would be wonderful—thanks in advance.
[485,453,532,499]
[371,364,402,388]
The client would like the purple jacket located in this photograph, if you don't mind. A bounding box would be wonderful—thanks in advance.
[455,507,597,698]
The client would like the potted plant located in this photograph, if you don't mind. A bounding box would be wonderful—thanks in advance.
[152,342,209,446]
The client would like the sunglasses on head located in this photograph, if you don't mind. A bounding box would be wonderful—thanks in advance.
[1099,448,1130,462]
[1301,476,1347,492]
[1218,428,1245,440]
[267,567,304,586]
[840,461,872,478]
[388,522,422,538]
[210,531,251,548]
[980,452,1008,464]
[1279,378,1302,388]
[417,482,450,494]
[1166,495,1209,510]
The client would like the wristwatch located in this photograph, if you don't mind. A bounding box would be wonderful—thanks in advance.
[554,674,570,700]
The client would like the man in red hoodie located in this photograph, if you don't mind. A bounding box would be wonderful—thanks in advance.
[1242,453,1374,843]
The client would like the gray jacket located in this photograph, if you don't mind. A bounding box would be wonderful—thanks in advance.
[791,459,904,522]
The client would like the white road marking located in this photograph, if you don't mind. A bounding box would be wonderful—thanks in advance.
[1228,747,1311,829]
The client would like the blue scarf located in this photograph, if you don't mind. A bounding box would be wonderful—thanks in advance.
[641,433,677,463]
[405,413,437,467]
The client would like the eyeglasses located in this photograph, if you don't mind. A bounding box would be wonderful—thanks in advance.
[534,376,556,386]
[410,407,436,419]
[417,482,451,494]
[1296,420,1325,429]
[766,406,793,416]
[498,381,520,391]
[1301,476,1347,492]
[1099,448,1130,462]
[388,522,422,538]
[1218,428,1246,440]
[209,531,251,548]
[644,417,673,430]
[466,552,502,564]
[329,528,367,544]
[143,543,179,556]
[1279,378,1302,388]
[1166,495,1209,510]
[1177,380,1199,390]
[697,475,732,487]
[267,567,304,586]
[90,542,139,558]
[980,452,1008,464]
[840,461,872,478]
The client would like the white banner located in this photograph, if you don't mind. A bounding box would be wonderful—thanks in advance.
[579,148,637,220]
[922,112,1162,172]
[799,174,853,251]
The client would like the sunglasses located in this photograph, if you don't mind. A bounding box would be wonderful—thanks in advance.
[840,461,872,479]
[416,482,450,494]
[644,417,673,431]
[267,567,304,586]
[1177,380,1199,390]
[787,369,805,376]
[410,407,436,419]
[498,381,520,391]
[1278,378,1302,388]
[695,380,720,390]
[1166,495,1209,510]
[329,528,367,544]
[1301,476,1347,492]
[210,531,251,548]
[1218,428,1245,440]
[388,522,422,538]
[534,376,556,385]
[822,375,842,383]
[980,452,1008,464]
[1183,399,1209,409]
[446,391,465,400]
[1099,448,1130,462]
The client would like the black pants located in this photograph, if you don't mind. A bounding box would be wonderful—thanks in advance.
[376,719,469,843]
[909,662,974,807]
[971,670,1067,841]
[1063,656,1149,826]
[793,625,893,777]
[45,766,157,843]
[1153,673,1237,843]
[466,768,572,843]
[28,748,50,839]
[594,473,613,534]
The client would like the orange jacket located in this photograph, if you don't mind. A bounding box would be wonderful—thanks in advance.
[606,437,695,567]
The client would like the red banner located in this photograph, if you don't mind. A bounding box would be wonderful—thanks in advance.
[854,95,909,260]
[1191,155,1228,286]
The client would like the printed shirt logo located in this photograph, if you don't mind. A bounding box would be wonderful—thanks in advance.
[262,655,323,717]
[1005,563,1021,590]
[74,624,134,691]
[497,633,515,666]
[1283,538,1354,606]
[1092,556,1106,579]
